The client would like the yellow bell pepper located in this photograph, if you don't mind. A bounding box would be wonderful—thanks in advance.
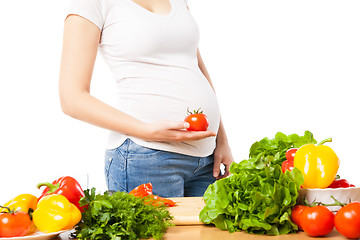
[294,137,340,188]
[33,194,81,233]
[1,193,38,213]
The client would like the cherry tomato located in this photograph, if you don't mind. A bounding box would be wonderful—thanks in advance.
[184,108,209,131]
[334,202,360,238]
[328,179,355,188]
[0,211,31,237]
[285,148,298,161]
[291,205,308,230]
[300,205,334,237]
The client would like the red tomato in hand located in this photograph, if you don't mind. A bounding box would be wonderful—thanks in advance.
[291,205,308,230]
[0,211,31,237]
[300,205,334,237]
[334,202,360,238]
[184,108,209,131]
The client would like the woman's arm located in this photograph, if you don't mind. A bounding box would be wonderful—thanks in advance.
[197,48,234,178]
[59,15,215,142]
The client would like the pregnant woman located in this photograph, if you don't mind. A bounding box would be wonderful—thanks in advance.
[59,0,234,197]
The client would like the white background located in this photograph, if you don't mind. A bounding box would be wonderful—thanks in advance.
[1,0,359,204]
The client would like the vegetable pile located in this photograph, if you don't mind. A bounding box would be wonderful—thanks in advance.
[199,130,349,235]
[0,176,84,237]
[73,188,173,240]
[2,130,359,239]
[0,176,175,239]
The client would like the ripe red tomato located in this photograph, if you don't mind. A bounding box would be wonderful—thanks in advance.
[291,205,308,230]
[184,108,209,131]
[334,202,360,238]
[285,148,298,161]
[300,205,334,237]
[0,211,31,237]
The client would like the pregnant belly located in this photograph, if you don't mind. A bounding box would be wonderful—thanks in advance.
[114,66,220,133]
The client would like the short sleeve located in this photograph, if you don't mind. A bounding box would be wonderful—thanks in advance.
[65,0,104,30]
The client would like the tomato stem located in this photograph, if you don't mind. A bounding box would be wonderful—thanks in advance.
[302,195,347,208]
[186,107,203,115]
[0,205,15,214]
[187,107,191,115]
[310,196,347,207]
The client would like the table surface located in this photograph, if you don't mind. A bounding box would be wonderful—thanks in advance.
[57,226,350,240]
[54,197,354,240]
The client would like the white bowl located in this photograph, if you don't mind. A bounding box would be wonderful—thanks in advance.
[298,187,360,212]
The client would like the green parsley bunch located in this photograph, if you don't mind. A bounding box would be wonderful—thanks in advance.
[73,188,173,240]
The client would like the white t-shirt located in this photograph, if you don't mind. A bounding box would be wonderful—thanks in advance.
[66,0,220,157]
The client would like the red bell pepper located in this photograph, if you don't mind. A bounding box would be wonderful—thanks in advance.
[281,160,294,173]
[327,179,355,188]
[144,195,177,207]
[281,148,298,173]
[129,183,153,197]
[37,176,86,212]
[129,183,176,207]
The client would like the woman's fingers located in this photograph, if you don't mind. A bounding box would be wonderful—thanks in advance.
[182,130,216,140]
[146,120,216,142]
[163,121,190,130]
[166,128,216,142]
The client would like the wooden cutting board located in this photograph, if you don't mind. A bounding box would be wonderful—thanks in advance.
[167,197,206,225]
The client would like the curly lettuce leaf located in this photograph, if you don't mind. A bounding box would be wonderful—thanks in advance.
[199,162,304,235]
[248,130,317,167]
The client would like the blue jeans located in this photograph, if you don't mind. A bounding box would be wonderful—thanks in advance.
[104,138,215,197]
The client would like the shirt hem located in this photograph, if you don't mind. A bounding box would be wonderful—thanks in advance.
[105,136,216,158]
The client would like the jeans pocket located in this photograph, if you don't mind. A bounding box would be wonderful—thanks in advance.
[110,139,131,171]
[104,140,130,192]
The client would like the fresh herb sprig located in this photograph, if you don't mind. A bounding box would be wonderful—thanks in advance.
[73,188,173,240]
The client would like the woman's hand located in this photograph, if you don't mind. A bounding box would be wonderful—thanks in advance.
[213,141,234,179]
[139,120,216,142]
[211,119,234,179]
